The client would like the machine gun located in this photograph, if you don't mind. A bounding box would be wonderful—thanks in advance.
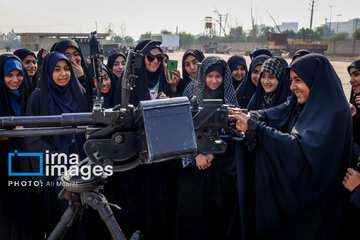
[0,36,245,240]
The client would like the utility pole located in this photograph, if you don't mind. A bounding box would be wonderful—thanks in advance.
[309,0,315,30]
[219,14,222,37]
[355,18,360,31]
[324,18,327,38]
[336,14,342,33]
[329,4,334,33]
[251,0,256,39]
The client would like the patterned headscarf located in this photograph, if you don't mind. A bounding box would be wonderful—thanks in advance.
[261,58,283,80]
[183,56,238,106]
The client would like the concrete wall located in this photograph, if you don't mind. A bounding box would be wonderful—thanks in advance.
[194,40,360,56]
[321,40,360,56]
[194,42,268,53]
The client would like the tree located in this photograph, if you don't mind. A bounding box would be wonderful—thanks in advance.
[314,26,325,40]
[282,30,297,39]
[331,32,349,40]
[247,27,258,41]
[213,7,230,37]
[353,29,360,40]
[160,29,172,35]
[297,28,320,41]
[261,26,274,34]
[138,32,152,41]
[123,36,134,44]
[178,32,195,49]
[112,35,123,43]
[257,26,274,41]
[0,29,20,49]
[226,26,246,42]
[105,23,115,38]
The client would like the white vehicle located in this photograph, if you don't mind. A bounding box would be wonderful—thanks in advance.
[151,34,179,52]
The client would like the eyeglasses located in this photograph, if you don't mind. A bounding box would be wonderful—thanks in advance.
[146,55,163,63]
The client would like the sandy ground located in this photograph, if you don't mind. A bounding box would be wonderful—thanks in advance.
[167,51,356,99]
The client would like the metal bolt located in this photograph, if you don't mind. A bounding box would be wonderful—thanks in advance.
[114,135,123,144]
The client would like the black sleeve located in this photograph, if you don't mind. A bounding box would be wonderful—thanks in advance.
[113,77,122,106]
[78,75,93,107]
[24,91,55,152]
[350,186,360,208]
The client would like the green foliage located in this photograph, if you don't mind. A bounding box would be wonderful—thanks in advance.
[138,32,152,41]
[282,30,297,39]
[331,32,349,40]
[0,29,20,49]
[353,29,360,40]
[160,29,172,35]
[261,26,274,34]
[178,31,195,50]
[297,28,318,40]
[314,26,325,40]
[112,35,122,43]
[123,36,134,44]
[224,26,246,42]
[247,27,258,40]
[112,35,134,44]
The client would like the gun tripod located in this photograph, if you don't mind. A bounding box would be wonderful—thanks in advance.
[47,159,140,240]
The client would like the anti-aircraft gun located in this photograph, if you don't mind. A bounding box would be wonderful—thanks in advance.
[0,32,244,240]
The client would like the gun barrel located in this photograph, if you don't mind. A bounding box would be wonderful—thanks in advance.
[0,126,87,137]
[0,112,93,128]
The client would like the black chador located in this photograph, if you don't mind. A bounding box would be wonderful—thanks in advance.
[25,52,90,239]
[348,59,360,166]
[113,40,174,107]
[178,56,238,239]
[107,51,126,78]
[227,54,248,90]
[176,48,205,96]
[236,54,270,108]
[13,48,40,91]
[236,54,352,239]
[92,65,118,109]
[51,39,93,106]
[0,54,41,240]
[247,57,291,110]
[109,40,180,240]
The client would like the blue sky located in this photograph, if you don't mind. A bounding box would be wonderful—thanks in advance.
[0,0,358,39]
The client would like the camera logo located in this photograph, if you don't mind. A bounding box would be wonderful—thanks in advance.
[8,150,43,176]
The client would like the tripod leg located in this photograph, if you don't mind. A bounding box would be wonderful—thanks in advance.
[47,206,79,240]
[96,201,127,240]
[83,191,126,240]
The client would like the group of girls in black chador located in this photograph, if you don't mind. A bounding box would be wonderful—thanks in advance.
[1,41,359,240]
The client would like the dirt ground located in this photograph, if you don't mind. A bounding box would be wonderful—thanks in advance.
[168,51,358,99]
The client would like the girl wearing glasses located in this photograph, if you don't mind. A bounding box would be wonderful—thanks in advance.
[113,40,176,107]
[111,40,180,240]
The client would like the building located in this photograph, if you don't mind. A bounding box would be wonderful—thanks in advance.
[328,18,360,35]
[15,32,110,52]
[278,22,299,33]
[255,24,266,34]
